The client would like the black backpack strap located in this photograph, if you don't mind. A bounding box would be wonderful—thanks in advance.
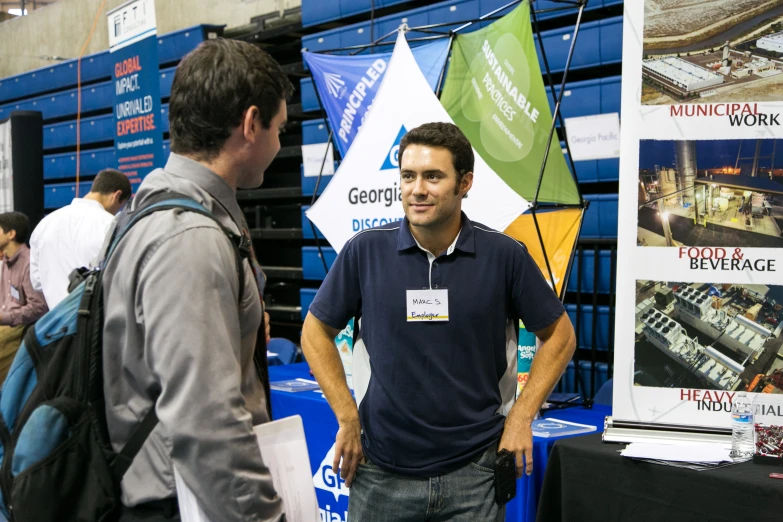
[110,407,160,481]
[105,191,252,480]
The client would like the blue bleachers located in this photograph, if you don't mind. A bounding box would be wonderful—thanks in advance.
[44,147,116,180]
[566,304,611,351]
[43,114,114,149]
[0,67,178,122]
[578,360,609,397]
[554,360,610,397]
[567,249,614,294]
[44,181,94,209]
[0,52,112,105]
[534,17,622,73]
[303,0,411,27]
[300,288,317,321]
[161,104,170,133]
[580,194,618,239]
[302,0,623,28]
[42,103,169,150]
[553,76,620,121]
[302,0,623,74]
[157,25,223,65]
[302,246,338,280]
[566,154,619,183]
[0,25,218,105]
[302,119,330,144]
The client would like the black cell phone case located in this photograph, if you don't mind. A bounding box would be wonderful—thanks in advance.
[494,449,517,506]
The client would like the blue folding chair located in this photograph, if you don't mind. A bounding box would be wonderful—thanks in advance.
[593,378,613,406]
[267,337,298,365]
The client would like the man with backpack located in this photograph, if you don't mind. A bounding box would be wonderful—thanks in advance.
[101,39,293,521]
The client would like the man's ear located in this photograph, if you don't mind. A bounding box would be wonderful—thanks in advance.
[461,171,474,196]
[243,105,260,143]
[7,229,16,242]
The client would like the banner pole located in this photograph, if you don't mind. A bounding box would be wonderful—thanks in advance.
[530,0,585,207]
[435,34,454,98]
[532,0,587,207]
[452,0,521,34]
[559,203,589,302]
[531,208,558,296]
[304,51,343,276]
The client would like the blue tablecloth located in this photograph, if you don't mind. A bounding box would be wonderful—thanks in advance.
[269,363,610,522]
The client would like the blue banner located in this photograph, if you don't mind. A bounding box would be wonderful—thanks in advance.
[303,38,450,157]
[111,33,163,188]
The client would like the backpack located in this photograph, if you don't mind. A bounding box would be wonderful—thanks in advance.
[0,192,250,522]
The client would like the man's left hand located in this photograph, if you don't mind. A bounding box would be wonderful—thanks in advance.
[264,311,271,344]
[498,413,534,478]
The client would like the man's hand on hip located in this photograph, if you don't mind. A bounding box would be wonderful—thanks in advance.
[333,415,364,487]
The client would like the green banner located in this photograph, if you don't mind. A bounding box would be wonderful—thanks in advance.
[441,1,579,205]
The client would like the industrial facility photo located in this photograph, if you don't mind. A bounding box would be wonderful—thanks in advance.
[642,0,783,104]
[637,139,783,248]
[635,280,783,392]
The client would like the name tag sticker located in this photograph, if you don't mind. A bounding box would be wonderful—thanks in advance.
[9,285,20,301]
[406,289,449,322]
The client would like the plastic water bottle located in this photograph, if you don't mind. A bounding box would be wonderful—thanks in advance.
[730,392,754,459]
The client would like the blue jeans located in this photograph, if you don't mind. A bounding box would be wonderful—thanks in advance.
[348,442,505,521]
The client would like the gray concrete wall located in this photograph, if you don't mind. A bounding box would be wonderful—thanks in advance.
[0,0,300,78]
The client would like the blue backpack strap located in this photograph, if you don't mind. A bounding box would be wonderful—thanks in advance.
[104,191,250,301]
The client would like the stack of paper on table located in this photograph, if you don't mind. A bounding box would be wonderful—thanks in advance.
[620,442,747,471]
[531,418,597,438]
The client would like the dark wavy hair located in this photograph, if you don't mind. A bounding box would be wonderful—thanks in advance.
[169,38,294,162]
[398,122,474,190]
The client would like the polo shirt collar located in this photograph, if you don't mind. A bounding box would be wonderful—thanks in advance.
[396,212,476,254]
[163,153,246,228]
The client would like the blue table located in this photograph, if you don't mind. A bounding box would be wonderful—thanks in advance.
[269,363,610,522]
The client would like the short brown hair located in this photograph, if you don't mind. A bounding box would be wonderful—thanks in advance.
[169,38,295,162]
[90,169,131,202]
[398,122,474,186]
[0,212,30,244]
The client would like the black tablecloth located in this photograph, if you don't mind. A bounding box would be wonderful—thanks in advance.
[537,433,783,522]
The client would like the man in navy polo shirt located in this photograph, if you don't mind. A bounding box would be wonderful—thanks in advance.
[301,122,576,521]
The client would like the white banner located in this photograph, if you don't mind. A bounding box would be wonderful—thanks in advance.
[0,119,13,213]
[302,143,335,177]
[615,1,783,430]
[564,113,620,161]
[107,0,157,51]
[306,32,529,253]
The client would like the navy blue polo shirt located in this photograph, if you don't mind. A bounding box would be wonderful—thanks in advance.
[308,213,565,477]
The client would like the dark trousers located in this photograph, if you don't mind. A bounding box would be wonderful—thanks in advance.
[119,499,179,522]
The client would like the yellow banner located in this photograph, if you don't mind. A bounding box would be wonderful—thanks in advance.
[504,209,583,296]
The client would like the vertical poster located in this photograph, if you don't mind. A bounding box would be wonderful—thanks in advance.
[615,1,783,430]
[107,0,162,189]
[0,119,12,213]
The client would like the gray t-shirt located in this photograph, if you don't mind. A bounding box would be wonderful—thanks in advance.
[102,153,282,521]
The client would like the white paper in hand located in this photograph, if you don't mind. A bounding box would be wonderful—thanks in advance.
[175,415,319,522]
